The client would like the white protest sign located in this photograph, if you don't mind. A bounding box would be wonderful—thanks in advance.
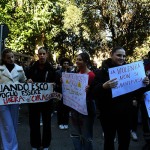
[144,91,150,118]
[62,73,88,115]
[0,83,62,105]
[108,61,146,98]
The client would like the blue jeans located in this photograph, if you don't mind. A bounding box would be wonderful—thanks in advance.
[70,101,96,150]
[0,104,19,150]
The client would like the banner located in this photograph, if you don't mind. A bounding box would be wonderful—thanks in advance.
[0,83,62,105]
[108,61,146,98]
[144,91,150,118]
[62,73,88,115]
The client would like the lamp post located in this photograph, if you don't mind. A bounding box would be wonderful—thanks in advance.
[0,24,9,64]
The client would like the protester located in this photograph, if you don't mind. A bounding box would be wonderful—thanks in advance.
[55,57,71,129]
[141,51,150,149]
[0,48,27,150]
[90,60,99,74]
[27,47,55,150]
[92,46,150,150]
[70,52,96,150]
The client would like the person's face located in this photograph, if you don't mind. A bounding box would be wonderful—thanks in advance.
[111,49,126,66]
[38,49,47,64]
[63,61,69,69]
[93,62,97,67]
[3,52,15,64]
[76,55,86,69]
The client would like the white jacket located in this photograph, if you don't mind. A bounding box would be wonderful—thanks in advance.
[0,64,26,84]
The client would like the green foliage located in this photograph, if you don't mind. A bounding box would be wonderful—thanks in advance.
[127,36,150,62]
[0,0,149,62]
[63,4,82,33]
[94,0,150,55]
[0,0,67,55]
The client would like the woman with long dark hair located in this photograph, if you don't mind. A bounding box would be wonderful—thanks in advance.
[70,52,96,150]
[0,48,27,150]
[92,46,149,150]
[27,47,55,150]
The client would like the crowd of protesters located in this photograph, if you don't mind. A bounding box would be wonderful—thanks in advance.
[0,46,150,150]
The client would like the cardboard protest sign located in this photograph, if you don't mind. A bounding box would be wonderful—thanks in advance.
[0,83,62,105]
[108,61,146,98]
[62,73,88,115]
[144,91,150,118]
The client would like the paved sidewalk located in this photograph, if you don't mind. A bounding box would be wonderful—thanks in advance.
[17,104,146,150]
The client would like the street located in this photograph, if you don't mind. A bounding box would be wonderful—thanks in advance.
[17,104,146,150]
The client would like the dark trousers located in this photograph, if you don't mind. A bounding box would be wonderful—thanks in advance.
[100,111,131,150]
[140,101,150,143]
[57,101,69,125]
[28,101,53,148]
[130,105,139,132]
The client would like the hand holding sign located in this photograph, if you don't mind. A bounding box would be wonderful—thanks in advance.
[0,83,62,105]
[85,85,90,93]
[143,76,150,85]
[103,78,118,89]
[27,79,33,83]
[108,61,146,97]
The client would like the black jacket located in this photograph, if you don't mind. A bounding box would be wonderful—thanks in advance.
[92,58,149,114]
[27,60,55,83]
[55,68,71,93]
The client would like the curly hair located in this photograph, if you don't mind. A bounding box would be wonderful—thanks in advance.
[60,57,71,66]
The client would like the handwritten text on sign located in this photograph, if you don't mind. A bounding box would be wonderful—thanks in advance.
[0,83,62,105]
[144,91,150,118]
[108,61,146,98]
[62,73,88,115]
